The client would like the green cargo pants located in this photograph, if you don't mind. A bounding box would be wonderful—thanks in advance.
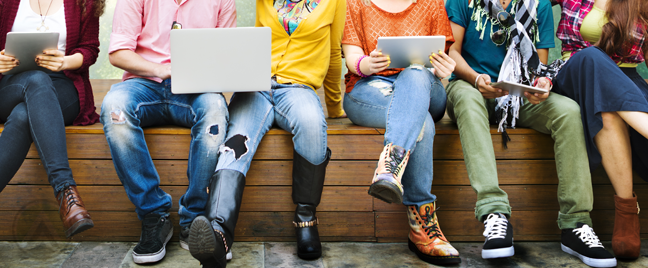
[446,79,593,229]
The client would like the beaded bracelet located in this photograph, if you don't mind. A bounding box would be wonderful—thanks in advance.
[356,55,370,78]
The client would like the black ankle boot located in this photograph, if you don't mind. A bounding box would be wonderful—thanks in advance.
[189,169,245,268]
[292,148,331,260]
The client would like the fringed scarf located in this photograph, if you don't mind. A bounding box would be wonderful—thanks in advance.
[470,0,542,147]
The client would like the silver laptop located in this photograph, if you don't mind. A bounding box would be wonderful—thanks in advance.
[376,36,446,69]
[3,32,59,75]
[170,27,271,93]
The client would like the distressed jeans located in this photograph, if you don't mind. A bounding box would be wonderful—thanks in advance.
[216,79,328,174]
[100,78,228,227]
[343,67,446,207]
[446,79,593,229]
[0,71,79,195]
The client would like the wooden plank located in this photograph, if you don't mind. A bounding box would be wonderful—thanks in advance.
[375,210,648,241]
[0,185,372,212]
[12,159,377,186]
[373,185,648,212]
[0,211,373,241]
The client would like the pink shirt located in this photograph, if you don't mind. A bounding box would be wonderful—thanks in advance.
[109,0,237,82]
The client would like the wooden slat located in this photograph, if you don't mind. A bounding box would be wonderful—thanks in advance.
[0,185,373,212]
[373,185,648,212]
[0,211,374,241]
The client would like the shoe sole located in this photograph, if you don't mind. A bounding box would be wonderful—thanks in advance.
[482,245,514,259]
[561,244,617,268]
[189,216,227,267]
[368,180,403,204]
[132,225,173,264]
[65,218,94,238]
[408,239,461,265]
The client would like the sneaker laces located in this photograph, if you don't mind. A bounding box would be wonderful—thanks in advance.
[483,214,508,240]
[573,224,603,248]
[385,149,405,175]
[420,205,444,240]
[139,218,162,249]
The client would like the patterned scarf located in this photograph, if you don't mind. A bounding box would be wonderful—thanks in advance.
[275,0,320,35]
[470,0,541,147]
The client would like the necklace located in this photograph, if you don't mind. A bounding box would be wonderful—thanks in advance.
[36,0,55,32]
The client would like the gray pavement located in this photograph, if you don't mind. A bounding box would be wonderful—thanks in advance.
[0,240,647,267]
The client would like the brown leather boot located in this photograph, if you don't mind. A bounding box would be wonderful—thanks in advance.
[612,193,641,259]
[57,185,94,238]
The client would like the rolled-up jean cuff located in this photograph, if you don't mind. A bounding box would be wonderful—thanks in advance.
[475,197,511,221]
[557,211,592,229]
[53,181,77,197]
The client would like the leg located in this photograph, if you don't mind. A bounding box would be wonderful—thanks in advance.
[517,93,593,229]
[0,102,32,192]
[168,92,228,228]
[190,91,274,267]
[0,71,77,194]
[446,79,510,220]
[100,78,173,220]
[446,79,514,259]
[273,84,329,260]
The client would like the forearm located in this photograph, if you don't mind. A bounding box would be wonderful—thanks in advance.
[63,53,83,71]
[109,49,168,79]
[448,47,480,86]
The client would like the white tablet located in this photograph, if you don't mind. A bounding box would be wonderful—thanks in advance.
[376,36,446,69]
[3,32,59,75]
[490,81,548,97]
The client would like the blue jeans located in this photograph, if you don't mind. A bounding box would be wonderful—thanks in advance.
[100,78,228,227]
[343,67,446,207]
[0,71,79,195]
[216,79,328,174]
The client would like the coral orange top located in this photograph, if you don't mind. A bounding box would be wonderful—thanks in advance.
[342,0,455,93]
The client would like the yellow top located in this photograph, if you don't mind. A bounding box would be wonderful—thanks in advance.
[562,6,638,68]
[256,0,346,117]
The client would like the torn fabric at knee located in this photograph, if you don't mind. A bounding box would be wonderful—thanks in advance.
[110,107,126,124]
[219,134,249,160]
[368,80,393,96]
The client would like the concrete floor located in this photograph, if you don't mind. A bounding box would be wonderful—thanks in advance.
[1,241,647,268]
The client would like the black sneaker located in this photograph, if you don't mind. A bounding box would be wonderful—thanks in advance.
[180,226,190,250]
[132,213,173,264]
[561,223,617,268]
[189,215,228,268]
[481,213,514,259]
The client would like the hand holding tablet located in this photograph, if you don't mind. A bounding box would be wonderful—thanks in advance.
[2,32,59,75]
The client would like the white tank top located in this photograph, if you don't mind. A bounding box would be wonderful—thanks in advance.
[12,0,67,52]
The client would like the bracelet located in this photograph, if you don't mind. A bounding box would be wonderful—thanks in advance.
[356,55,370,78]
[474,74,484,89]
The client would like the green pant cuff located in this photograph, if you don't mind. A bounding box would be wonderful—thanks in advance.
[557,211,592,229]
[475,197,511,221]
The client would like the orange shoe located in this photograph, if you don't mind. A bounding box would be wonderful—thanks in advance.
[407,202,461,265]
[368,143,409,204]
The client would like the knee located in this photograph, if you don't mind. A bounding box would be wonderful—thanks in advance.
[600,112,623,131]
[100,86,136,126]
[293,114,327,137]
[5,103,29,128]
[194,93,228,124]
[20,70,52,86]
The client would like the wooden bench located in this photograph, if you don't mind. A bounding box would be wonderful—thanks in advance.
[0,79,646,242]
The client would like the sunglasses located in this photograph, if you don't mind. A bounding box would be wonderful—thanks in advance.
[491,11,513,46]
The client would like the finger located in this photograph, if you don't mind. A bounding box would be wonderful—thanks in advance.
[37,61,62,71]
[36,55,64,63]
[42,49,63,56]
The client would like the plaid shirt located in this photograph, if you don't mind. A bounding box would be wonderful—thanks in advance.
[552,0,645,64]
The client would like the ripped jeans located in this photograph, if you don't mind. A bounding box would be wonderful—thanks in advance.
[343,67,446,207]
[100,78,228,227]
[216,80,328,174]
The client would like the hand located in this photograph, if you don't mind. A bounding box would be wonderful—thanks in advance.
[0,50,19,73]
[36,49,66,72]
[154,64,172,80]
[477,74,508,99]
[429,50,456,79]
[524,77,551,105]
[367,49,390,74]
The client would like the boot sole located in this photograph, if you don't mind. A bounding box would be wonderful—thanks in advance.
[561,244,617,268]
[408,239,461,265]
[189,216,227,267]
[65,218,94,238]
[298,251,321,260]
[368,180,403,204]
